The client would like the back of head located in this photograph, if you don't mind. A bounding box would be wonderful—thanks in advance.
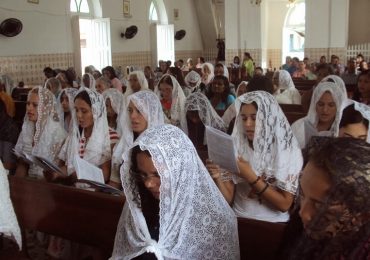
[246,75,273,94]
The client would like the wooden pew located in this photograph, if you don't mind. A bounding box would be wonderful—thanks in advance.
[279,104,304,113]
[8,176,125,257]
[238,217,286,260]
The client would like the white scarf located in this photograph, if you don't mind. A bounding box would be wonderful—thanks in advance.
[102,88,125,135]
[56,88,78,132]
[124,71,149,100]
[59,88,111,174]
[232,91,303,194]
[112,90,165,166]
[274,70,301,104]
[111,124,239,260]
[15,87,67,178]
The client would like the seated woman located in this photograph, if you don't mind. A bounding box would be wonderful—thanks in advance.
[222,81,248,129]
[156,74,187,131]
[81,73,96,91]
[57,88,112,183]
[273,70,301,104]
[124,71,149,100]
[44,77,61,98]
[207,75,235,116]
[0,99,19,171]
[111,124,239,259]
[207,91,303,223]
[0,77,15,117]
[339,101,370,142]
[183,70,206,97]
[353,69,370,105]
[95,76,112,94]
[102,88,124,135]
[291,137,370,259]
[184,92,226,158]
[57,88,78,132]
[112,90,164,188]
[102,66,123,93]
[291,81,347,149]
[15,87,67,179]
[200,62,214,86]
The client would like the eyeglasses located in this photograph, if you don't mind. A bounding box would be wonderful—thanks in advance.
[130,169,160,182]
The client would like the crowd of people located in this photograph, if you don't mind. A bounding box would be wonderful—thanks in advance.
[1,51,370,259]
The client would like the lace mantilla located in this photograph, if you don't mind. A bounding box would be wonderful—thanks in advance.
[111,124,239,260]
[232,91,303,194]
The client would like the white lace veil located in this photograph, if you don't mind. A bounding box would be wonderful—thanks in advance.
[111,124,239,260]
[59,88,111,174]
[56,88,78,132]
[102,88,125,135]
[0,74,15,95]
[15,86,67,165]
[112,90,164,166]
[0,162,22,250]
[305,81,347,135]
[155,75,187,133]
[277,70,295,90]
[342,99,370,143]
[222,64,229,79]
[232,91,302,194]
[124,71,149,99]
[81,73,96,91]
[321,74,347,95]
[184,92,226,134]
[201,63,215,85]
[184,71,201,92]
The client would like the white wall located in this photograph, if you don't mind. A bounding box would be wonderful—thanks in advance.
[348,0,370,45]
[0,0,73,55]
[266,1,288,49]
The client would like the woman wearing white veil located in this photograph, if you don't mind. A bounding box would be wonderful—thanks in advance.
[208,91,302,223]
[58,88,112,182]
[183,70,205,97]
[291,81,348,149]
[272,70,301,104]
[56,88,78,132]
[222,81,248,129]
[102,88,125,135]
[124,71,149,100]
[111,90,164,187]
[201,62,214,85]
[155,74,187,133]
[81,73,96,91]
[111,124,239,260]
[15,87,67,179]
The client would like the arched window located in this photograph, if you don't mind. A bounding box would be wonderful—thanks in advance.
[70,0,90,13]
[149,1,158,22]
[283,1,305,61]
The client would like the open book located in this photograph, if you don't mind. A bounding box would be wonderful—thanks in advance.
[13,148,64,175]
[205,126,239,174]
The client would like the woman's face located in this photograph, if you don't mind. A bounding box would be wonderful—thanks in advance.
[128,101,147,134]
[237,83,248,97]
[203,65,210,75]
[299,161,331,230]
[211,79,225,94]
[339,123,368,140]
[103,70,112,80]
[26,93,39,122]
[214,66,224,76]
[357,75,370,95]
[240,104,257,141]
[82,75,90,88]
[75,98,94,129]
[96,80,109,94]
[316,92,336,125]
[129,74,141,92]
[159,82,172,101]
[136,152,161,200]
[106,98,116,118]
[60,93,70,113]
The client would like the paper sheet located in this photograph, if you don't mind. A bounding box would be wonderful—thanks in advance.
[73,155,105,184]
[205,126,239,173]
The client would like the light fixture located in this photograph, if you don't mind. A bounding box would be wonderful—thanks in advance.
[250,0,262,6]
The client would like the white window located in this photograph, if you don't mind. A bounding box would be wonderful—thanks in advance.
[149,2,158,22]
[70,0,90,14]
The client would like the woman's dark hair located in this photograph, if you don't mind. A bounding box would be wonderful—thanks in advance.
[158,74,174,87]
[233,56,240,64]
[65,67,77,86]
[0,99,7,118]
[339,104,368,129]
[102,66,117,79]
[353,69,370,102]
[129,146,160,228]
[168,67,186,86]
[208,75,231,104]
[247,75,273,94]
[74,90,91,107]
[199,56,205,63]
